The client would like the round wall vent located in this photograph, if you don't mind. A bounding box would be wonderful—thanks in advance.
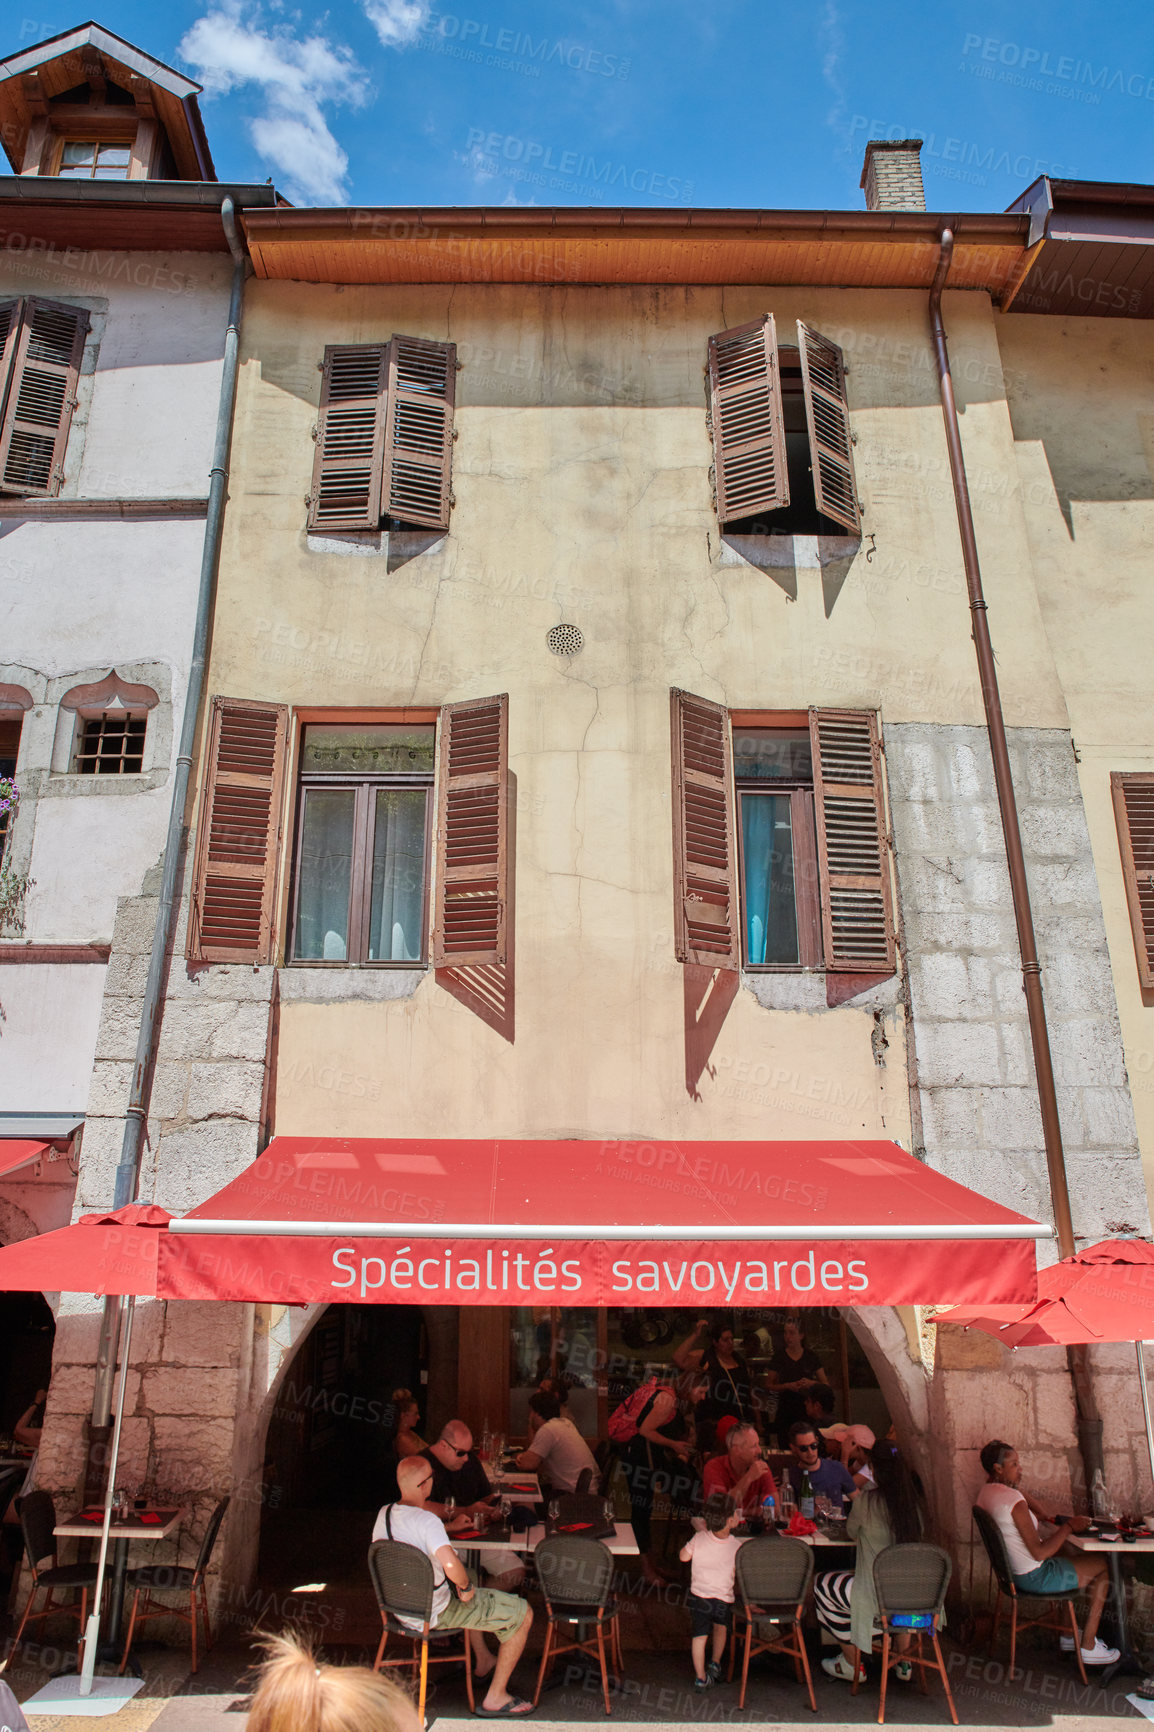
[547,624,584,656]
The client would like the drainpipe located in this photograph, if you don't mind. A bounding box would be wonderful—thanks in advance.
[85,199,250,1492]
[928,229,1103,1499]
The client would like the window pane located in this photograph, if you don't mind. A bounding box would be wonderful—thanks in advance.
[58,142,96,175]
[302,725,435,776]
[742,792,799,965]
[733,729,812,781]
[367,789,427,961]
[294,789,355,960]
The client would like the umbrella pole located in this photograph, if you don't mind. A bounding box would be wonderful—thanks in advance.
[79,1294,135,1695]
[1137,1340,1154,1511]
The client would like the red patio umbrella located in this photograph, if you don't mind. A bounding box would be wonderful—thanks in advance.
[939,1238,1154,1504]
[0,1203,169,1298]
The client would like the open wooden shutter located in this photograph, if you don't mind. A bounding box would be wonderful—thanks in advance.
[797,321,860,534]
[1112,772,1154,989]
[433,695,508,967]
[383,335,456,530]
[307,344,387,532]
[706,316,787,525]
[810,709,894,973]
[671,690,740,968]
[0,298,88,497]
[187,697,289,964]
[0,299,24,428]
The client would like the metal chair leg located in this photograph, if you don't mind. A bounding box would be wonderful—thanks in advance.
[1067,1602,1087,1685]
[795,1614,817,1713]
[190,1587,199,1674]
[418,1639,429,1723]
[850,1645,862,1696]
[1009,1598,1018,1679]
[463,1626,475,1712]
[119,1588,142,1675]
[596,1621,610,1715]
[932,1629,959,1725]
[739,1616,753,1708]
[533,1620,554,1705]
[877,1630,891,1726]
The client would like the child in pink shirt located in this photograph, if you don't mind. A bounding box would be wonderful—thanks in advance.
[679,1494,742,1689]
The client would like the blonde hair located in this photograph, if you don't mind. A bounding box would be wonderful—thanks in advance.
[247,1632,419,1732]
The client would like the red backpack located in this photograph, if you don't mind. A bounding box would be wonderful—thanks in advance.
[607,1377,661,1444]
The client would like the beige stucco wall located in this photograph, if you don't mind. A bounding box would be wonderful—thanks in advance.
[201,282,1076,1148]
[998,312,1154,1217]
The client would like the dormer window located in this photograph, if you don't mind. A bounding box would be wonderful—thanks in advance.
[56,140,132,179]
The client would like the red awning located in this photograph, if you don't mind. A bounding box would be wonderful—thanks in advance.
[157,1137,1048,1308]
[0,1205,170,1296]
[0,1140,48,1179]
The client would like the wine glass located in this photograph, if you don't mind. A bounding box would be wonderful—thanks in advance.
[443,1493,456,1524]
[603,1498,616,1530]
[499,1495,513,1526]
[548,1499,560,1528]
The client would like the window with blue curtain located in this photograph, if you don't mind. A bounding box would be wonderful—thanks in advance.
[733,727,822,969]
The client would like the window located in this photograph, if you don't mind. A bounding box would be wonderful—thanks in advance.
[734,727,821,968]
[308,336,456,534]
[55,141,132,179]
[706,317,860,536]
[74,713,147,774]
[1111,773,1154,989]
[290,725,434,965]
[0,717,20,863]
[671,693,895,975]
[0,298,89,497]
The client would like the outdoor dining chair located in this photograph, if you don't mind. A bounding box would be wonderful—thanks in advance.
[533,1534,622,1715]
[728,1534,816,1711]
[119,1495,229,1675]
[10,1489,99,1666]
[971,1504,1087,1685]
[851,1542,957,1726]
[368,1538,474,1720]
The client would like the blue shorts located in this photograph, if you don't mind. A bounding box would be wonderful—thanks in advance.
[688,1594,733,1638]
[1015,1558,1078,1595]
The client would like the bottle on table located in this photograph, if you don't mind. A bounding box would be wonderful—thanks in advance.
[762,1493,777,1529]
[800,1471,815,1521]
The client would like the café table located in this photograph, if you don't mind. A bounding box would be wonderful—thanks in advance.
[54,1506,182,1668]
[1066,1529,1154,1671]
[489,1472,541,1505]
[456,1519,640,1559]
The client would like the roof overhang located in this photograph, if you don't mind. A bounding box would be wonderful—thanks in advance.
[0,177,280,252]
[240,205,1029,290]
[1004,176,1154,317]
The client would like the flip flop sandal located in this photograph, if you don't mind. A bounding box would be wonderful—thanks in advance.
[474,1698,535,1717]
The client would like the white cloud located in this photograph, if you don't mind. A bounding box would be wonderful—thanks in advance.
[179,5,370,203]
[362,0,433,50]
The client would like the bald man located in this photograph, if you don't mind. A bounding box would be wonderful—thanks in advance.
[421,1419,496,1521]
[374,1455,534,1715]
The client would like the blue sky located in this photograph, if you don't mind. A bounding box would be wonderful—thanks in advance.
[15,1,1153,207]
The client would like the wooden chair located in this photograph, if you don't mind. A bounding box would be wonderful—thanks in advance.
[9,1490,98,1666]
[972,1503,1087,1684]
[850,1542,957,1726]
[729,1534,816,1710]
[533,1535,621,1715]
[369,1538,473,1720]
[119,1496,229,1675]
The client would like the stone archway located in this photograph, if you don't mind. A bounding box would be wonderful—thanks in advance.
[840,1305,938,1523]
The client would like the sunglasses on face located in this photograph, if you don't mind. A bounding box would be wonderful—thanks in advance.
[445,1444,470,1457]
[797,1443,820,1453]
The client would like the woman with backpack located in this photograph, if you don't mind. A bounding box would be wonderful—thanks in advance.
[614,1374,695,1585]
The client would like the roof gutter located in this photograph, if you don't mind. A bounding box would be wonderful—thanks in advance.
[927,225,1103,1503]
[85,195,250,1494]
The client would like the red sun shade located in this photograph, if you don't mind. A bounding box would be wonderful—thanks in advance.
[0,1141,48,1179]
[156,1137,1047,1309]
[0,1204,170,1297]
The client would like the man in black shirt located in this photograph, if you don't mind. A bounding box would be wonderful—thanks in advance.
[420,1420,495,1521]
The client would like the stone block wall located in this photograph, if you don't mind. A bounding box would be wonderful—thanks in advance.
[887,723,1147,1243]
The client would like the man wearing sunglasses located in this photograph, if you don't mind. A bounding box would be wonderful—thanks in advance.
[784,1423,856,1510]
[421,1420,498,1525]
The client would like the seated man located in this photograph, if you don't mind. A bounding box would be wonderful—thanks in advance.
[422,1419,521,1592]
[784,1422,856,1510]
[702,1422,776,1518]
[515,1390,599,1494]
[373,1456,534,1716]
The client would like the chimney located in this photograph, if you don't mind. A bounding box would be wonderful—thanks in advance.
[860,140,926,212]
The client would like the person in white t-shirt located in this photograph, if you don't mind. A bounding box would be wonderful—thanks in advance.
[975,1440,1115,1666]
[679,1493,742,1691]
[514,1391,599,1494]
[372,1457,535,1715]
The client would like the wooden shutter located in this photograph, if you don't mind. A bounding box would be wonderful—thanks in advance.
[187,697,289,964]
[671,689,740,968]
[706,316,787,525]
[433,695,508,967]
[383,335,456,530]
[810,709,894,973]
[307,344,388,531]
[0,299,23,427]
[0,298,88,497]
[1112,773,1154,989]
[797,321,860,534]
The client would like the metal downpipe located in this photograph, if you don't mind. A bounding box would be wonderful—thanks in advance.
[86,199,249,1477]
[928,229,1102,1498]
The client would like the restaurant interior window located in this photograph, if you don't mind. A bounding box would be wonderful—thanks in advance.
[509,1308,599,1439]
[55,141,133,179]
[733,726,822,968]
[290,723,433,965]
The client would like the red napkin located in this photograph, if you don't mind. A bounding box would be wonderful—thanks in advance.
[139,1512,161,1525]
[786,1514,818,1537]
[557,1521,594,1532]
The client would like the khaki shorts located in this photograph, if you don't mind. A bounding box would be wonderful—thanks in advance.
[436,1586,527,1644]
